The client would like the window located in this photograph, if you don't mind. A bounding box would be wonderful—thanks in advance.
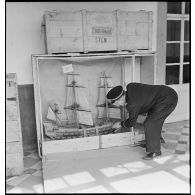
[167,20,181,41]
[166,43,180,63]
[166,65,180,85]
[185,2,190,14]
[167,2,182,14]
[183,64,190,83]
[184,21,189,41]
[166,2,190,85]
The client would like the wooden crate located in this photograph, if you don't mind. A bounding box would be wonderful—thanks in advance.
[43,10,153,54]
[84,11,117,52]
[117,10,153,50]
[6,73,24,176]
[44,10,84,54]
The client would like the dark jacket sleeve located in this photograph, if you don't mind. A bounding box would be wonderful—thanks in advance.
[121,106,139,128]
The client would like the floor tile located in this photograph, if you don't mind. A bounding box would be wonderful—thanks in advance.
[110,170,190,193]
[23,157,39,168]
[173,164,190,179]
[179,136,189,142]
[162,142,178,150]
[17,175,43,193]
[30,161,42,170]
[24,151,31,156]
[27,153,40,159]
[7,174,30,186]
[175,150,186,154]
[23,168,37,175]
[162,138,178,143]
[6,184,14,191]
[163,133,180,140]
[176,143,187,151]
[32,170,43,177]
[163,127,183,133]
[181,128,189,134]
[178,140,188,144]
[6,186,35,193]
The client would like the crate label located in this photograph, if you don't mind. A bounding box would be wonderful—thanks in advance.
[62,64,74,73]
[92,27,112,35]
[95,37,107,43]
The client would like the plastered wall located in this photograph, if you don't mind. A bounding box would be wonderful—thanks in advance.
[6,2,157,84]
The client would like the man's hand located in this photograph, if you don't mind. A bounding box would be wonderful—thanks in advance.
[111,121,122,130]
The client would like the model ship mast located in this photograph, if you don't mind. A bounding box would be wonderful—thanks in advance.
[96,72,121,124]
[64,72,93,128]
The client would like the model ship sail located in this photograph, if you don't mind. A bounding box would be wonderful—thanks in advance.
[46,99,68,126]
[47,106,56,121]
[97,72,121,120]
[64,73,93,127]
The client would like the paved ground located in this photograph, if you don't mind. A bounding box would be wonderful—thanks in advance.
[6,120,190,193]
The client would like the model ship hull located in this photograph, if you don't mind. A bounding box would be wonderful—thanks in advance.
[43,120,118,140]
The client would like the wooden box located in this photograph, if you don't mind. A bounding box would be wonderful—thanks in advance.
[44,10,84,54]
[43,10,153,54]
[117,10,153,50]
[84,11,117,52]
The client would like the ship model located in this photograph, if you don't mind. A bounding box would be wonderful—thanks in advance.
[43,71,123,140]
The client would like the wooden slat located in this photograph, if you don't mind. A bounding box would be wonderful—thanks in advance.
[43,136,99,154]
[6,142,23,154]
[6,121,20,142]
[118,11,153,50]
[44,10,83,54]
[6,100,18,120]
[100,132,133,148]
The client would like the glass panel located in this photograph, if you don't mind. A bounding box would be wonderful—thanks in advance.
[166,43,180,63]
[185,2,190,14]
[166,65,180,85]
[167,2,182,14]
[167,20,181,41]
[184,21,189,41]
[184,43,189,62]
[183,64,190,83]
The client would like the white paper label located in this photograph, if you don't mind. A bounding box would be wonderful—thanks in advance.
[62,64,74,74]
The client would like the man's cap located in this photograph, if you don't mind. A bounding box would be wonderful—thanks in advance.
[106,85,124,101]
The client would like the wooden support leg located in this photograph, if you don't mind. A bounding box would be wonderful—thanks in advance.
[131,127,136,145]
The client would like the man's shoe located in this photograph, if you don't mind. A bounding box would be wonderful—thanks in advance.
[142,151,162,160]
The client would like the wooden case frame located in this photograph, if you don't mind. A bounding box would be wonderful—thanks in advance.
[32,51,156,158]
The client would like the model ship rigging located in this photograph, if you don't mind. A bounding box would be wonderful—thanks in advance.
[43,69,122,140]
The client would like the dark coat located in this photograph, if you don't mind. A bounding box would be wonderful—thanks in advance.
[122,82,178,128]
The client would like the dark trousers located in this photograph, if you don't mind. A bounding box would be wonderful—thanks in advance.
[144,88,178,153]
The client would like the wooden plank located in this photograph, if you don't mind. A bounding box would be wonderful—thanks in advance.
[6,142,23,154]
[100,132,134,148]
[44,10,83,54]
[118,11,153,50]
[6,100,18,120]
[32,56,43,158]
[43,136,99,154]
[6,121,20,142]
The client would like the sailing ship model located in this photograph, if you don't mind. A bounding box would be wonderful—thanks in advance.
[43,71,123,140]
[43,72,94,139]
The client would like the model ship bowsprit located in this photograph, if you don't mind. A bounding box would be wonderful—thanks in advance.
[43,71,123,140]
